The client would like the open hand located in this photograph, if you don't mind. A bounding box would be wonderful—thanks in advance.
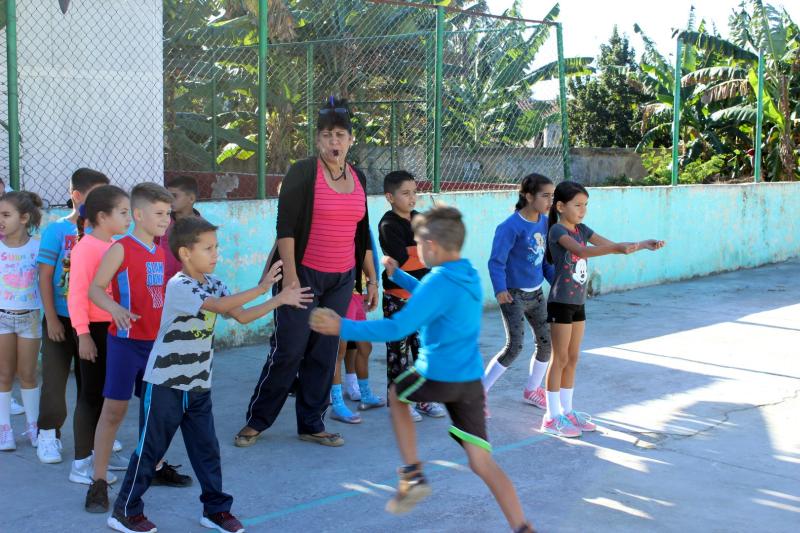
[309,307,341,336]
[110,303,140,331]
[278,281,314,309]
[260,260,284,292]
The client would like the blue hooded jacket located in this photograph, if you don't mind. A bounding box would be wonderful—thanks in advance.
[340,258,484,382]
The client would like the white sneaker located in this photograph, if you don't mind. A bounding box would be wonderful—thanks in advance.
[408,404,422,423]
[10,397,24,415]
[69,455,117,485]
[107,450,129,471]
[113,439,123,453]
[345,386,361,402]
[0,424,15,451]
[23,422,38,447]
[36,429,63,463]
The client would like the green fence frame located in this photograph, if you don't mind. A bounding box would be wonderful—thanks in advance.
[4,1,574,196]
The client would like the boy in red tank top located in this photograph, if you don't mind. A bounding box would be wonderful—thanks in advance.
[84,183,191,513]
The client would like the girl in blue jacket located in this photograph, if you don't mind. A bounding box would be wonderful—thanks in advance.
[484,174,555,411]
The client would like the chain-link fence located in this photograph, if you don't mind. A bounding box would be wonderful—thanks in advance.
[3,1,573,204]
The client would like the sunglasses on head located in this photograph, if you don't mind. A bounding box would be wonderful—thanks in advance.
[319,107,351,120]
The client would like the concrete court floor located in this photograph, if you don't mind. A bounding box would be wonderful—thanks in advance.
[3,258,799,533]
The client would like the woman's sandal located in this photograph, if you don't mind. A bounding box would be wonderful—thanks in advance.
[234,429,261,448]
[298,432,345,447]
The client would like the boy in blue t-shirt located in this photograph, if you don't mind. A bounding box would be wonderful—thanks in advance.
[35,168,110,465]
[310,206,534,533]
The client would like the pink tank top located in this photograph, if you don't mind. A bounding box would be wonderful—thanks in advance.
[301,163,366,273]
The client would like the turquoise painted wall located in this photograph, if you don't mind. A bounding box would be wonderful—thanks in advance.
[43,182,800,346]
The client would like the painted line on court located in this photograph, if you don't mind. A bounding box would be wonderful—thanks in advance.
[242,432,553,526]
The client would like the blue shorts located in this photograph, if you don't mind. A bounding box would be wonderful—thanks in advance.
[103,335,153,401]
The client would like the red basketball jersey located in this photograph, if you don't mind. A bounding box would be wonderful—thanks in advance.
[109,235,166,340]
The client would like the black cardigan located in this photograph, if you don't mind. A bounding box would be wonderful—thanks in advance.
[272,157,372,292]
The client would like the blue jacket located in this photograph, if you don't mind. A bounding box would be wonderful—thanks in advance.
[487,212,554,295]
[340,258,484,382]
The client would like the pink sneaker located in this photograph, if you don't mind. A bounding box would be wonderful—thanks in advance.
[540,414,581,438]
[523,387,546,409]
[565,410,596,432]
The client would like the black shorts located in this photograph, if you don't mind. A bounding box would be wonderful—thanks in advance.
[393,369,490,452]
[547,302,586,324]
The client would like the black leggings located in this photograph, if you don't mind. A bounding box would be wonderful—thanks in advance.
[73,322,110,460]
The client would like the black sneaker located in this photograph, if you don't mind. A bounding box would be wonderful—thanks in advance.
[385,463,431,515]
[85,478,109,514]
[152,461,193,487]
[107,509,157,533]
[514,523,537,533]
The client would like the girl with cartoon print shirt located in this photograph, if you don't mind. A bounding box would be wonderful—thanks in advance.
[542,181,665,439]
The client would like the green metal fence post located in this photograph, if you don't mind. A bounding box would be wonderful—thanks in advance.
[257,0,268,199]
[433,6,444,193]
[390,100,398,171]
[210,75,218,174]
[306,43,315,157]
[555,23,571,181]
[425,37,435,185]
[671,38,683,186]
[753,49,765,183]
[5,0,21,191]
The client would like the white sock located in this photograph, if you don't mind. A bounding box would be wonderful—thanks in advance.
[482,359,507,392]
[560,388,574,414]
[20,386,40,425]
[344,373,358,391]
[526,358,549,391]
[0,391,10,426]
[545,391,561,419]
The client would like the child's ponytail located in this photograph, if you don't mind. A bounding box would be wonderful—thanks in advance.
[515,173,554,211]
[60,185,129,288]
[545,201,559,264]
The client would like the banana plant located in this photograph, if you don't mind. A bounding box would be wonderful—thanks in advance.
[677,1,799,180]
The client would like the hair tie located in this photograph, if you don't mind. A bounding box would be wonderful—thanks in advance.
[78,204,86,218]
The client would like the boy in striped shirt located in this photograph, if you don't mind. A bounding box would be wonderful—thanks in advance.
[109,216,312,533]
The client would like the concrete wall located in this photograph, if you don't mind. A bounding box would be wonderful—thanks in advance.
[570,147,647,185]
[42,182,800,347]
[15,1,163,206]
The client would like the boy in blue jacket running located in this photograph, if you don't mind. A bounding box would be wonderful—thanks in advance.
[310,206,534,533]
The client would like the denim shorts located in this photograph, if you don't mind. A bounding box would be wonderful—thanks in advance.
[0,309,41,339]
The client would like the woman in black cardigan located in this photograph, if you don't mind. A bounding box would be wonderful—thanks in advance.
[236,98,377,447]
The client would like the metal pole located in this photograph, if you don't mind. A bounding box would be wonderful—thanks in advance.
[6,0,21,190]
[671,38,682,186]
[210,76,218,173]
[555,23,571,180]
[390,101,398,171]
[433,6,444,193]
[306,43,315,157]
[257,0,268,199]
[753,49,765,183]
[425,37,435,185]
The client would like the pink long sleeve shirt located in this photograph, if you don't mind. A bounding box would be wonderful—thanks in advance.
[67,234,113,335]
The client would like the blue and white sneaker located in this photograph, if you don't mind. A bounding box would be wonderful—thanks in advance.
[330,402,362,424]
